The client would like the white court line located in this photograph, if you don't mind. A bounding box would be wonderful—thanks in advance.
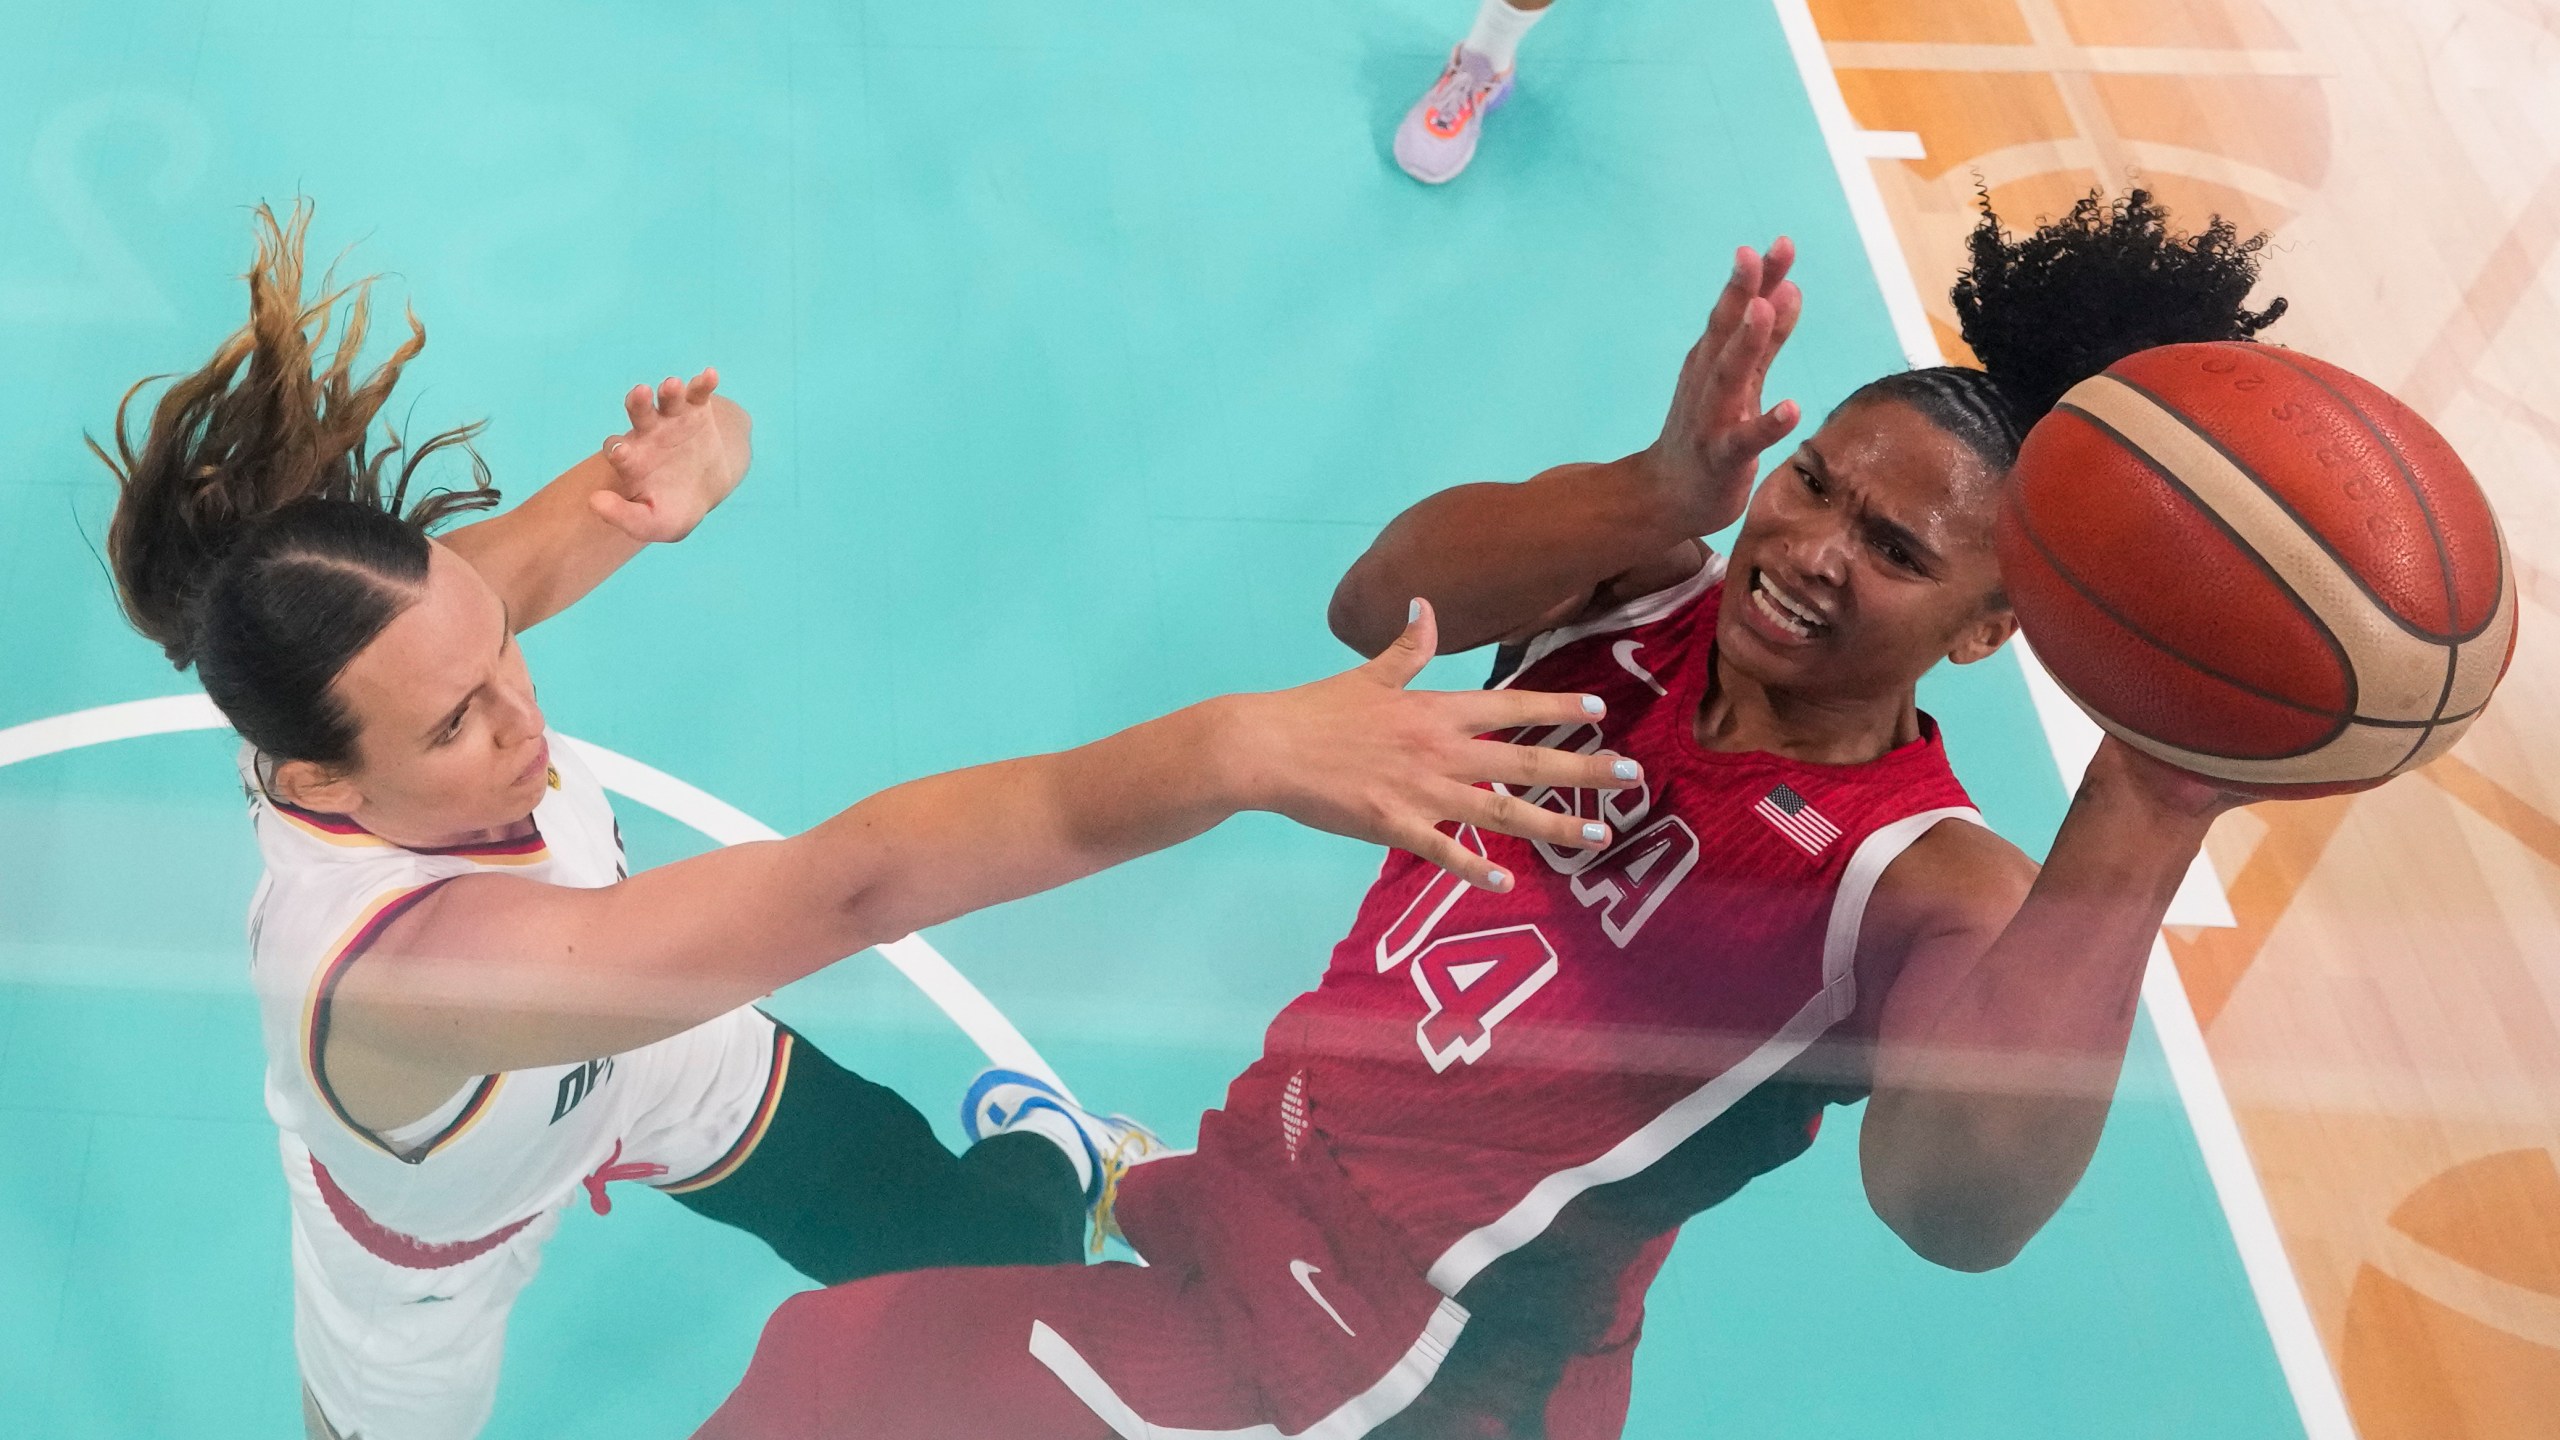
[1769,0,1942,370]
[1852,129,1929,162]
[1767,4,2355,1436]
[0,694,1075,1102]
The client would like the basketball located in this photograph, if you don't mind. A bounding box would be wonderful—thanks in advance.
[1994,342,2517,798]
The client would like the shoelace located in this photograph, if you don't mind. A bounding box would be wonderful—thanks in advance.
[580,1139,668,1217]
[1087,1126,1161,1257]
[1426,57,1495,130]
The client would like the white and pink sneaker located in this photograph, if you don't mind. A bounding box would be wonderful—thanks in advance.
[1393,46,1516,185]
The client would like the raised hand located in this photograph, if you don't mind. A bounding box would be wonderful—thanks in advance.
[1223,600,1641,891]
[594,368,753,543]
[1642,239,1806,536]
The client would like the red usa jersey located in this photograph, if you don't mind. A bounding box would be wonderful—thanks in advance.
[1178,557,1979,1298]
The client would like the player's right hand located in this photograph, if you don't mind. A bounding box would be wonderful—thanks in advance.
[1219,600,1640,891]
[2078,736,2256,826]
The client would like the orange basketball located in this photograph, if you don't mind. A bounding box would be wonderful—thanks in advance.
[1994,343,2517,798]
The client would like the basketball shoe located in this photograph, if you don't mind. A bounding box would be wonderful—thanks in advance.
[962,1067,1172,1253]
[1394,46,1514,184]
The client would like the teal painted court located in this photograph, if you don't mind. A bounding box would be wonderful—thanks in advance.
[1,2,2300,1434]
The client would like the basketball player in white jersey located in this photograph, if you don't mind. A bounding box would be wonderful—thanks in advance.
[94,204,1638,1440]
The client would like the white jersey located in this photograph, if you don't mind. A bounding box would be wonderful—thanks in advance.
[243,736,789,1439]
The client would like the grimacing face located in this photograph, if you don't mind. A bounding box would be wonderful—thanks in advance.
[1716,396,2020,705]
[271,542,553,847]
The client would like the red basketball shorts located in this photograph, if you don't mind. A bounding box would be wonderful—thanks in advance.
[694,1142,1471,1440]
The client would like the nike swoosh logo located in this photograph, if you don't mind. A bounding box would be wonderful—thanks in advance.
[1290,1259,1357,1338]
[1612,640,1668,697]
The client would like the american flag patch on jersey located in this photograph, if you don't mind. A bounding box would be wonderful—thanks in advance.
[1754,782,1842,856]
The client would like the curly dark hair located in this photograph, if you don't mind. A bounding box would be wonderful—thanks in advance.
[1848,188,2289,467]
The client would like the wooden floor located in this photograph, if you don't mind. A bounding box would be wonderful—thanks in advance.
[1803,0,2560,1433]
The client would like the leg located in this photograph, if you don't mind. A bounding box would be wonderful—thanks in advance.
[699,1149,1477,1440]
[1470,0,1557,44]
[1540,1343,1641,1440]
[1377,1232,1678,1439]
[695,1263,1209,1440]
[668,1025,1084,1285]
[285,1142,554,1440]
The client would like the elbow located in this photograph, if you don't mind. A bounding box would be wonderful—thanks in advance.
[828,874,907,959]
[1881,1204,2032,1273]
[1326,563,1397,658]
[1863,1164,2042,1273]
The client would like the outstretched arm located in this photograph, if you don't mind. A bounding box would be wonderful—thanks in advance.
[331,604,1646,1094]
[442,369,751,631]
[1857,743,2243,1271]
[1329,241,1805,658]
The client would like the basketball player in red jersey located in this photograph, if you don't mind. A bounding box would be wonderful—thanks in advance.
[697,193,2292,1439]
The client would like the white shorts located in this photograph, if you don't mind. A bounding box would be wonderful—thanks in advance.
[290,1006,783,1440]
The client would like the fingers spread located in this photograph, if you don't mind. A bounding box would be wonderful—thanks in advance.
[1706,246,1763,340]
[623,383,654,431]
[1401,824,1513,893]
[655,377,685,415]
[1460,784,1610,854]
[1761,236,1797,295]
[1714,296,1776,382]
[1464,737,1640,796]
[1744,325,1780,387]
[1742,294,1776,347]
[1458,686,1606,733]
[1770,280,1804,349]
[686,367,720,405]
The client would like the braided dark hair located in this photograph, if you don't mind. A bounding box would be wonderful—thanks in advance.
[1848,188,2290,468]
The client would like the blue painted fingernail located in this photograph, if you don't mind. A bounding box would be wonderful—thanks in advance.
[1408,598,1422,623]
[1582,822,1607,843]
[1613,760,1641,781]
[1486,868,1510,891]
[1580,695,1604,716]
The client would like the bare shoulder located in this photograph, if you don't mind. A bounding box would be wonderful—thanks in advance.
[330,870,583,1021]
[1513,540,1711,642]
[315,874,528,1131]
[1489,540,1709,649]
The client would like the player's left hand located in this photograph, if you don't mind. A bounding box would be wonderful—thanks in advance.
[1642,238,1805,536]
[593,368,753,543]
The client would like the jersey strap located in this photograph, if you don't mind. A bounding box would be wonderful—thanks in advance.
[300,877,503,1163]
[1493,553,1727,688]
